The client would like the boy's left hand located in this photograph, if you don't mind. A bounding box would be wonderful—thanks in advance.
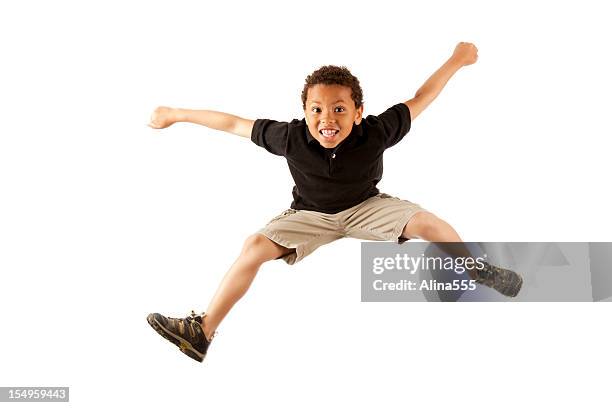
[451,42,478,66]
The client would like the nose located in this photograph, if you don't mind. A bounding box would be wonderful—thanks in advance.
[321,112,336,124]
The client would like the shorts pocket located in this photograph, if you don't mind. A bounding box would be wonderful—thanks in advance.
[267,208,298,224]
[376,193,400,200]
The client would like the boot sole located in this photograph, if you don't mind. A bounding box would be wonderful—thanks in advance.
[147,313,205,362]
[499,274,523,297]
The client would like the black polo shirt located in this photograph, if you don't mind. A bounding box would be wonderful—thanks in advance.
[251,103,411,214]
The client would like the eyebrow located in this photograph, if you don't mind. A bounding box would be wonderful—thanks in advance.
[310,99,347,105]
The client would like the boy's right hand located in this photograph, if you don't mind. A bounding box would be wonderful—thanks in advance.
[148,106,178,129]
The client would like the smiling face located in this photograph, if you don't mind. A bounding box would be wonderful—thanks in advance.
[304,84,364,149]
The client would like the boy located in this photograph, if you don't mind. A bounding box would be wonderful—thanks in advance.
[146,42,522,363]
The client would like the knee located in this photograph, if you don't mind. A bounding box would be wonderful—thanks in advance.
[241,234,269,257]
[239,233,285,264]
[402,212,443,239]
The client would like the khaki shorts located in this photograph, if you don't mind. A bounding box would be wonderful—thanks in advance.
[258,193,427,265]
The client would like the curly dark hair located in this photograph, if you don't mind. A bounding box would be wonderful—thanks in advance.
[301,65,363,110]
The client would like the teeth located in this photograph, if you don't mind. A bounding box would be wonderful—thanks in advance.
[320,129,338,137]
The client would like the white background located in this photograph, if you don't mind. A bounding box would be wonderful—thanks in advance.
[1,0,611,406]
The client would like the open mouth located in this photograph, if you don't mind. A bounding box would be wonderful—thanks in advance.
[319,129,340,138]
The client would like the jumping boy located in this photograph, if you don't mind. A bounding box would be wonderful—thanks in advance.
[146,42,522,363]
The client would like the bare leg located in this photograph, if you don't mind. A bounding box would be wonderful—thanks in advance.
[401,211,523,297]
[202,233,293,340]
[401,211,479,277]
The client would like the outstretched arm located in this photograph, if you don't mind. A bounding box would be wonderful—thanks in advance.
[148,107,254,138]
[404,42,478,120]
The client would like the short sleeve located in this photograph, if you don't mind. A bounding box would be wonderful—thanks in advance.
[251,119,289,156]
[377,103,411,149]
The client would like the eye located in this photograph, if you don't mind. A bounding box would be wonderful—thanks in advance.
[311,107,321,113]
[335,106,345,113]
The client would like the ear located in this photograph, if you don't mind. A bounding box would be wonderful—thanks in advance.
[354,104,364,125]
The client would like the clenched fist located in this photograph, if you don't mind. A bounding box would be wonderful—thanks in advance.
[451,42,478,66]
[148,106,178,129]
